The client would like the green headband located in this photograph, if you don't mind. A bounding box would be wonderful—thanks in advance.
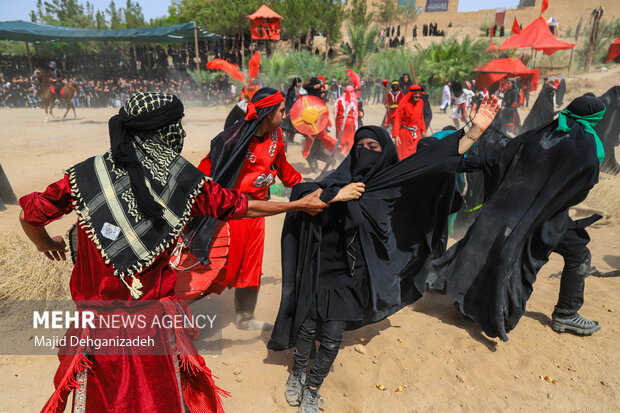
[556,108,606,163]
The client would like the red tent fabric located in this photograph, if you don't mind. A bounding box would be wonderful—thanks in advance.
[485,43,499,52]
[500,17,574,56]
[606,36,620,63]
[474,56,540,91]
[247,5,282,41]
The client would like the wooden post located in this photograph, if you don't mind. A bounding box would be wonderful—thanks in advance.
[567,48,575,75]
[194,22,201,72]
[25,38,33,74]
[146,38,151,73]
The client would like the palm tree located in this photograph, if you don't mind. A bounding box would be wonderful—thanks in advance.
[342,24,380,73]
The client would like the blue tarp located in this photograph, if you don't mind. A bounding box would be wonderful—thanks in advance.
[0,20,221,43]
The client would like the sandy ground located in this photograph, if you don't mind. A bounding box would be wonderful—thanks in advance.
[0,82,619,413]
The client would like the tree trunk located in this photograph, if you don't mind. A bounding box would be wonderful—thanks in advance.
[584,7,604,73]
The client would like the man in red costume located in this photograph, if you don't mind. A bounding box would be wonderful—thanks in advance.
[18,92,326,413]
[382,80,404,130]
[198,87,303,330]
[334,85,359,156]
[393,84,427,159]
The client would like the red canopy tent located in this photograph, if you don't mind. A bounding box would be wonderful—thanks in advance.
[247,4,282,41]
[474,56,540,91]
[485,43,500,52]
[606,36,620,63]
[499,17,574,55]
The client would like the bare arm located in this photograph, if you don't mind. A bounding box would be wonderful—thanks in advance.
[245,189,328,218]
[458,95,500,155]
[19,210,67,261]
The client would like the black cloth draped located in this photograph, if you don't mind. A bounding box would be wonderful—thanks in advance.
[268,126,464,350]
[521,83,556,134]
[596,86,620,174]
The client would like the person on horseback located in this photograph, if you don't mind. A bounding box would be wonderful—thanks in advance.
[47,61,64,97]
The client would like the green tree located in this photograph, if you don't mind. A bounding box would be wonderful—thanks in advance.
[397,0,419,37]
[95,10,108,29]
[124,0,146,29]
[342,24,380,73]
[374,0,398,28]
[347,0,373,26]
[271,0,319,50]
[106,1,123,29]
[316,0,345,58]
[30,0,96,28]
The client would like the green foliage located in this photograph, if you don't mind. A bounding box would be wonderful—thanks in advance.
[342,24,380,73]
[347,0,373,26]
[30,0,97,28]
[373,0,398,27]
[174,0,261,36]
[0,41,28,55]
[259,50,345,88]
[414,36,492,85]
[368,47,417,82]
[187,69,225,86]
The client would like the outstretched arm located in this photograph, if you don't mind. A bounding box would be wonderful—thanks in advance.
[245,189,328,218]
[19,210,67,261]
[458,95,500,155]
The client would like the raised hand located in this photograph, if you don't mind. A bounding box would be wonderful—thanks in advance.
[469,95,500,132]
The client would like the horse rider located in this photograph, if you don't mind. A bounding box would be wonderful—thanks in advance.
[47,61,65,96]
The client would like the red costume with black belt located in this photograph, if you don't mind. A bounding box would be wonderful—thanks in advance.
[334,87,359,155]
[393,85,427,159]
[20,176,247,413]
[198,127,301,293]
[382,89,404,128]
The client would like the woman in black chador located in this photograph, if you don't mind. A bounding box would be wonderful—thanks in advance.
[269,98,500,412]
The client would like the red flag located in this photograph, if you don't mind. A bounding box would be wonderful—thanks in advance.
[512,17,521,34]
[541,0,549,14]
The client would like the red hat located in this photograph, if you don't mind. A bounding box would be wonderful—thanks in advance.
[409,84,424,92]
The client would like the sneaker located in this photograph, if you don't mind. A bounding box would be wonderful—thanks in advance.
[235,312,272,331]
[297,385,326,413]
[552,313,601,335]
[285,370,306,406]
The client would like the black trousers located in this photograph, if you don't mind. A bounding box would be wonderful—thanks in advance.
[293,307,346,388]
[552,227,591,318]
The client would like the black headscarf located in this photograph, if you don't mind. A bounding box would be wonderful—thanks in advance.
[269,126,464,350]
[285,77,302,113]
[521,82,555,134]
[184,87,284,263]
[108,93,185,217]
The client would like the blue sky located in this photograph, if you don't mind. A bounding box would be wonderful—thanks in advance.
[2,0,172,22]
[3,0,522,22]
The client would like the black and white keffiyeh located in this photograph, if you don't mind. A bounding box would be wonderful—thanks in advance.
[66,92,206,298]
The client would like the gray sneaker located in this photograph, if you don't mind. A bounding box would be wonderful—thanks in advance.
[552,313,601,335]
[285,370,306,406]
[297,385,326,413]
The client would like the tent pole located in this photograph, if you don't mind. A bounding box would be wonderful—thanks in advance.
[25,37,33,74]
[146,38,151,73]
[194,22,200,72]
[567,48,574,75]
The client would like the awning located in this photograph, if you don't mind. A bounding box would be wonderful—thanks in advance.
[500,17,574,56]
[0,20,221,43]
[474,56,539,91]
[606,36,620,63]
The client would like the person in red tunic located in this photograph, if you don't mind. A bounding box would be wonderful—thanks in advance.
[333,85,359,156]
[196,87,303,330]
[382,80,404,131]
[392,84,427,159]
[18,92,327,413]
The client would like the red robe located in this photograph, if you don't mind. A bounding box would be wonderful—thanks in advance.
[382,90,404,127]
[198,127,301,293]
[393,95,426,159]
[334,93,359,155]
[302,128,336,159]
[19,175,248,413]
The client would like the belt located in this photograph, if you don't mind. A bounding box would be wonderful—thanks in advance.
[400,125,418,132]
[388,104,398,109]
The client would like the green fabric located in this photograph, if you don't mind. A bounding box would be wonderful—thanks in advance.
[556,108,606,163]
[0,20,221,42]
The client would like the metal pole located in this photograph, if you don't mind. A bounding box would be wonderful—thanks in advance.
[194,22,200,72]
[146,38,151,73]
[25,38,33,73]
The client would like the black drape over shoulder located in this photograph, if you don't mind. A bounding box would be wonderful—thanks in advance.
[268,126,463,351]
[521,84,555,134]
[596,86,620,174]
[428,117,600,341]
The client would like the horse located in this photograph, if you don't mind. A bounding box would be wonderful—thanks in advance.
[30,68,78,121]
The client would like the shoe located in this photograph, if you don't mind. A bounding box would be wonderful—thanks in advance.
[552,313,600,335]
[297,385,326,413]
[236,312,272,331]
[285,370,306,406]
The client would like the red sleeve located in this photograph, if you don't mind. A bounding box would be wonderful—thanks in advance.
[191,180,248,220]
[197,153,212,176]
[19,174,74,227]
[393,103,403,138]
[273,129,302,187]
